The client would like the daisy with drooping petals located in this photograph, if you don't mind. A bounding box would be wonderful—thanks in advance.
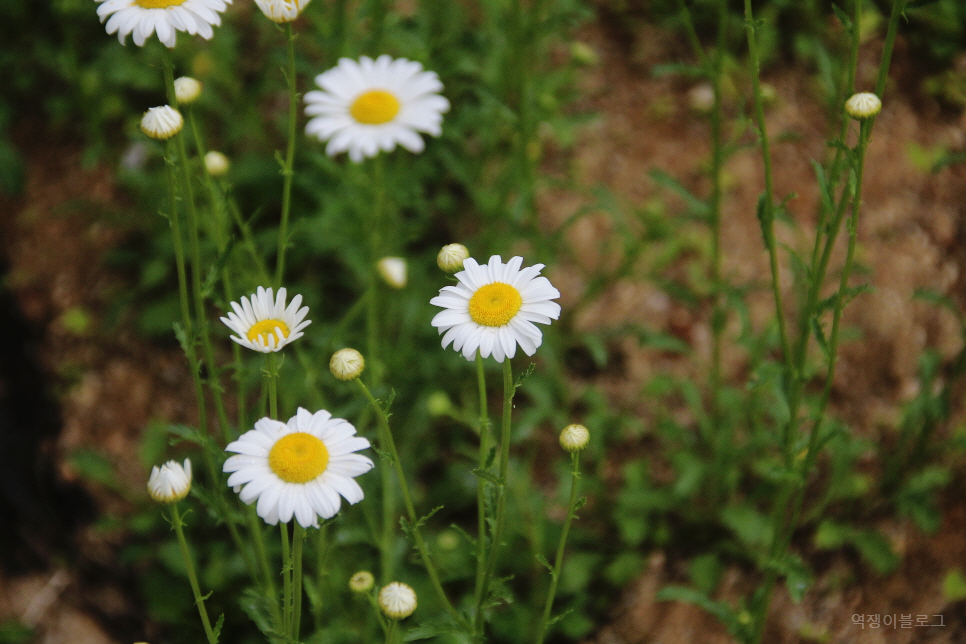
[430,255,561,362]
[220,286,311,353]
[223,408,374,528]
[96,0,232,48]
[304,55,450,163]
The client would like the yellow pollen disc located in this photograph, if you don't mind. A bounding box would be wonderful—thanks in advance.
[468,282,523,327]
[135,0,188,8]
[350,90,401,125]
[269,433,329,483]
[247,318,290,346]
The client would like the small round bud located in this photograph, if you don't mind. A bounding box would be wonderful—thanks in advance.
[426,391,454,417]
[348,571,375,594]
[559,424,589,453]
[377,257,407,289]
[845,92,881,120]
[437,243,469,273]
[570,41,599,66]
[255,0,312,23]
[147,459,192,503]
[379,582,417,620]
[174,76,203,105]
[687,83,715,114]
[140,106,184,141]
[330,348,365,381]
[204,151,230,176]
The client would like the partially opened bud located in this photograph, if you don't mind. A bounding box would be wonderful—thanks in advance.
[379,582,417,620]
[377,257,407,289]
[559,424,589,453]
[174,77,203,105]
[845,92,882,120]
[204,151,230,176]
[330,348,365,381]
[140,106,184,141]
[147,459,192,503]
[437,243,469,273]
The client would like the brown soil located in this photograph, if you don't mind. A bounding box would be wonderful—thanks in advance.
[3,10,966,644]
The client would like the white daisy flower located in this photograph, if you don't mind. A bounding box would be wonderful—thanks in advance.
[254,0,310,22]
[223,408,374,528]
[95,0,232,49]
[147,458,192,503]
[220,286,311,353]
[430,255,561,363]
[304,55,450,163]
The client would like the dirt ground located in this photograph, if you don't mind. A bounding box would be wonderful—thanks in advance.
[3,11,966,644]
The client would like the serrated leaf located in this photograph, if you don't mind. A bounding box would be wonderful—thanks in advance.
[212,613,225,644]
[201,237,236,298]
[656,585,738,628]
[403,614,468,641]
[831,3,853,30]
[546,607,575,627]
[535,552,554,574]
[472,467,500,486]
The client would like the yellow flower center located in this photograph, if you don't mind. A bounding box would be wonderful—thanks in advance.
[468,282,523,327]
[350,90,401,125]
[269,433,330,483]
[135,0,187,8]
[247,318,290,346]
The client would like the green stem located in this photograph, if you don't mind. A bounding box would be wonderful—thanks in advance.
[275,23,299,289]
[293,523,305,640]
[280,522,293,638]
[171,503,218,644]
[354,378,465,628]
[247,505,283,630]
[535,452,582,644]
[475,358,514,635]
[473,352,490,615]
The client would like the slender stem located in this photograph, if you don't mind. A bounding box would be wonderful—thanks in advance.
[267,352,279,420]
[536,452,582,644]
[473,352,490,614]
[313,522,329,632]
[171,503,218,644]
[743,0,792,377]
[275,23,299,289]
[354,378,465,627]
[293,523,305,640]
[475,358,514,635]
[247,505,283,630]
[280,522,293,638]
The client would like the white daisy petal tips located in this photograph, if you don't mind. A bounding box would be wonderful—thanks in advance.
[140,106,184,140]
[430,255,561,363]
[379,582,417,620]
[147,459,192,503]
[304,55,451,163]
[96,0,232,48]
[254,0,311,22]
[223,408,374,528]
[220,286,311,353]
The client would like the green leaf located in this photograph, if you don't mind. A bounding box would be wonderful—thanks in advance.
[943,569,966,602]
[656,586,738,630]
[404,614,468,641]
[720,505,773,549]
[851,530,900,574]
[648,168,710,220]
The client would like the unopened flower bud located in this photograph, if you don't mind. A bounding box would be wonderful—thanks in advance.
[174,76,203,104]
[140,106,183,141]
[559,424,589,453]
[255,0,311,23]
[330,348,365,381]
[377,257,407,289]
[147,459,192,503]
[437,243,469,273]
[349,571,374,593]
[379,582,417,620]
[845,92,881,120]
[204,151,230,176]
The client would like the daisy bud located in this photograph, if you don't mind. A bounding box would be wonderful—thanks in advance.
[330,348,365,381]
[204,151,230,177]
[140,106,183,141]
[437,243,469,273]
[147,459,192,503]
[377,257,407,289]
[379,582,417,620]
[349,571,375,594]
[255,0,312,23]
[174,76,203,105]
[559,424,589,453]
[845,92,882,120]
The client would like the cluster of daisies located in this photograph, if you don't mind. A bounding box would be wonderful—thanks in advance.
[147,247,561,529]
